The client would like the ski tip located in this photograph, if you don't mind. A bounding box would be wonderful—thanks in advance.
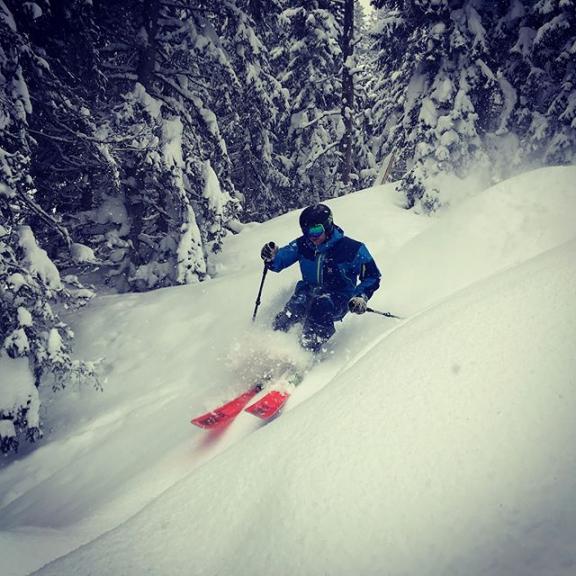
[191,385,262,430]
[191,415,226,429]
[245,390,290,420]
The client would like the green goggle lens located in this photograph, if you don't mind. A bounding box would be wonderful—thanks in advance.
[307,224,325,238]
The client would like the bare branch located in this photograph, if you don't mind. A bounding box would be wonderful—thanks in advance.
[14,187,72,248]
[108,72,139,81]
[156,73,199,103]
[155,67,211,91]
[29,128,77,144]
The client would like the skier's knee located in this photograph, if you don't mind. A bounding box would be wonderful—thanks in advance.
[309,295,334,323]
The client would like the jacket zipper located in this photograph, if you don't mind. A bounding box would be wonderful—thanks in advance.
[316,252,324,285]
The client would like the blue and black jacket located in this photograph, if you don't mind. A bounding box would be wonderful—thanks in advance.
[268,226,381,302]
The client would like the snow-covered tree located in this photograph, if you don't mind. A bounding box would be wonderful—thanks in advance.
[504,0,576,167]
[368,1,509,210]
[272,1,345,206]
[1,0,125,287]
[0,1,101,454]
[368,0,576,211]
[353,1,381,188]
[0,0,244,293]
[216,0,290,221]
[81,0,242,290]
[0,223,100,453]
[339,0,355,186]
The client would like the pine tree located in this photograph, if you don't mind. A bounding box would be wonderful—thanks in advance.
[217,0,290,222]
[368,0,576,210]
[369,1,508,210]
[0,0,98,453]
[354,1,381,188]
[340,0,355,187]
[85,0,244,289]
[273,0,344,207]
[508,0,576,167]
[12,0,113,241]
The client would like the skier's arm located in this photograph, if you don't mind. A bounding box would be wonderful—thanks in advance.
[353,244,381,299]
[268,240,300,272]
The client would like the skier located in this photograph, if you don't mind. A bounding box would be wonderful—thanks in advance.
[260,203,381,353]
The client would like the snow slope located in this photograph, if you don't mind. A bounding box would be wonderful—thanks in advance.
[1,166,575,576]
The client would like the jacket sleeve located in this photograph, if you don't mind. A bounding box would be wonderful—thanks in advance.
[353,244,381,300]
[268,239,300,272]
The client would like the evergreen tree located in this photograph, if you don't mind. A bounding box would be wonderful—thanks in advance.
[369,0,507,210]
[12,0,112,242]
[506,0,576,167]
[90,0,241,289]
[216,0,290,222]
[368,0,576,211]
[354,0,381,187]
[0,0,98,453]
[340,0,355,187]
[273,0,344,206]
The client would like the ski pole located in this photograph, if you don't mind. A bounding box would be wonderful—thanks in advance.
[252,264,269,322]
[366,307,403,319]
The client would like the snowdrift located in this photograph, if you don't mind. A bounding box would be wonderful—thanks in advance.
[31,168,576,576]
[1,167,575,576]
[375,165,576,315]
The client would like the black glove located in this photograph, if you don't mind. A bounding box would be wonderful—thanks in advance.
[348,295,367,314]
[261,241,278,263]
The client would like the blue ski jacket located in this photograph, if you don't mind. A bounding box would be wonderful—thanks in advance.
[268,226,381,301]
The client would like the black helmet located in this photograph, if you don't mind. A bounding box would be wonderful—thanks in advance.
[299,204,334,236]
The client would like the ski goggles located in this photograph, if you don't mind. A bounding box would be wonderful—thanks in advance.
[306,224,325,238]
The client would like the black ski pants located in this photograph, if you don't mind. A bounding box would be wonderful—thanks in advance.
[273,285,348,352]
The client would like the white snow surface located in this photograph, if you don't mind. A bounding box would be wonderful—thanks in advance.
[18,226,61,290]
[0,357,39,432]
[1,167,576,576]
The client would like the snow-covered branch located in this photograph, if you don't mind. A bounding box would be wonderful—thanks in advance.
[14,188,72,248]
[299,109,341,130]
[305,141,342,170]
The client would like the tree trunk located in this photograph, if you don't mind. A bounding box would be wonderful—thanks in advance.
[340,0,354,186]
[137,0,160,91]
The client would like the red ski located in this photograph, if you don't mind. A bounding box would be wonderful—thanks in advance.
[245,389,291,420]
[191,385,261,429]
[245,368,302,421]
